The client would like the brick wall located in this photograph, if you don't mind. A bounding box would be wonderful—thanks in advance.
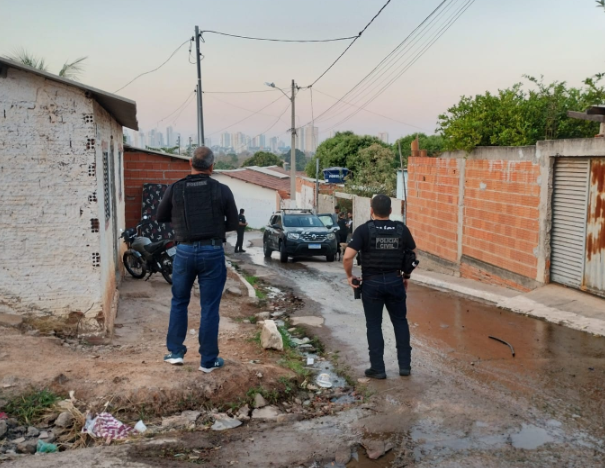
[462,160,540,280]
[124,149,190,229]
[407,158,460,263]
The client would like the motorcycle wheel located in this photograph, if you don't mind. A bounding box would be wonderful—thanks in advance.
[123,252,146,279]
[160,253,173,284]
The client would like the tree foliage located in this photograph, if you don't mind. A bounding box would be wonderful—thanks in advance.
[437,75,605,152]
[280,149,307,171]
[392,133,444,166]
[6,49,88,81]
[345,144,397,197]
[597,0,605,12]
[214,160,236,170]
[242,151,283,168]
[305,131,390,177]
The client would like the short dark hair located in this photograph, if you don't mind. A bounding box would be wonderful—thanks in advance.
[191,146,215,171]
[240,208,245,214]
[371,194,391,217]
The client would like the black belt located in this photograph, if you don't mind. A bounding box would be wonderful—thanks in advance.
[362,271,402,280]
[179,238,223,246]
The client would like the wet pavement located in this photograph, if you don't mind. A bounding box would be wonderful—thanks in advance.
[225,231,605,467]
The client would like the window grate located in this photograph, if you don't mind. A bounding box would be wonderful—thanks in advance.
[88,163,96,177]
[88,192,97,202]
[92,253,100,267]
[103,152,110,221]
[90,218,99,233]
[86,138,95,150]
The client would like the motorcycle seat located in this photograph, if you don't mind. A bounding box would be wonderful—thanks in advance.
[144,241,167,254]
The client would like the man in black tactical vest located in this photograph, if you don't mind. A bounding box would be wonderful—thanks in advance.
[235,208,248,253]
[157,147,239,373]
[343,194,416,379]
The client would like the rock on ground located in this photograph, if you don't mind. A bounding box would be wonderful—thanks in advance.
[161,411,201,429]
[54,412,74,428]
[16,440,37,454]
[251,406,282,421]
[362,439,385,460]
[226,287,243,297]
[0,420,7,438]
[211,414,242,431]
[255,312,271,320]
[260,320,283,351]
[0,313,23,327]
[290,316,324,327]
[236,404,250,421]
[254,394,268,409]
[334,446,352,464]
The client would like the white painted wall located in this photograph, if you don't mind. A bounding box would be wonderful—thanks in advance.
[0,68,106,318]
[212,174,278,228]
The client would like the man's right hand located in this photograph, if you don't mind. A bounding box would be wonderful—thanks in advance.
[348,276,361,289]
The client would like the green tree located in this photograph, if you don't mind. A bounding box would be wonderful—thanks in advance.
[345,144,397,197]
[597,1,605,11]
[392,133,444,167]
[147,146,181,154]
[280,149,307,171]
[305,131,390,177]
[438,75,605,152]
[214,160,236,170]
[6,49,87,81]
[242,151,284,167]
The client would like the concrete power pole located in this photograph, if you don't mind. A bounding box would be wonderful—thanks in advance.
[290,79,297,207]
[195,26,205,146]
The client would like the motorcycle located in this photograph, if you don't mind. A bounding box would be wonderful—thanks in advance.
[121,216,175,284]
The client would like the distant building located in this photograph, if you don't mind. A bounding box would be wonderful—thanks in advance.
[221,132,231,148]
[205,137,212,148]
[378,132,389,144]
[270,136,279,153]
[304,125,319,153]
[166,126,174,146]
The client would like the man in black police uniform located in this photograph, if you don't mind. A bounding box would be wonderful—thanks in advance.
[157,146,239,373]
[235,208,248,253]
[343,194,416,379]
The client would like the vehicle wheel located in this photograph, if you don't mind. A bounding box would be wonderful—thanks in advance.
[326,254,335,262]
[123,252,146,279]
[279,242,288,263]
[160,254,173,284]
[263,240,273,258]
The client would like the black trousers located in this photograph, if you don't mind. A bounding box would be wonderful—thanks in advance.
[361,272,411,371]
[235,229,245,252]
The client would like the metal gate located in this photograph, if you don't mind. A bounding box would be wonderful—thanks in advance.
[550,158,590,288]
[584,159,605,295]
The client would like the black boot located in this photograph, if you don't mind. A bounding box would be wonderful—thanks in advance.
[365,368,386,380]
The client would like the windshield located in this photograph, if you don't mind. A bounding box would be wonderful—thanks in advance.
[318,215,334,227]
[283,216,324,228]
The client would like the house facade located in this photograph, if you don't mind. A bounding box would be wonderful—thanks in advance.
[0,58,138,332]
[406,138,605,297]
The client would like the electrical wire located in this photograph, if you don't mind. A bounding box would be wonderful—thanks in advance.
[114,38,192,93]
[308,0,392,87]
[312,88,429,131]
[170,92,197,126]
[207,94,288,136]
[325,0,475,132]
[203,89,282,94]
[199,30,357,43]
[303,0,451,127]
[244,101,292,150]
[155,90,196,127]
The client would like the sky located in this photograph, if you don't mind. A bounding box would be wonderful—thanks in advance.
[2,0,604,144]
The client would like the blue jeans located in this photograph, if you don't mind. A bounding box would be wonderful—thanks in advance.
[166,243,227,367]
[361,272,411,372]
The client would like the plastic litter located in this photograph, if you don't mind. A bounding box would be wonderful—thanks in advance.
[82,412,138,441]
[36,440,58,453]
[134,420,147,433]
[306,357,315,365]
[316,373,333,388]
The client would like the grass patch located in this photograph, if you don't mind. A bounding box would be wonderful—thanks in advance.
[256,289,267,300]
[277,326,295,349]
[5,388,61,425]
[248,331,261,345]
[244,275,259,286]
[279,349,311,379]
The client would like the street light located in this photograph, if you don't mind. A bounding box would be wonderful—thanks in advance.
[266,80,297,208]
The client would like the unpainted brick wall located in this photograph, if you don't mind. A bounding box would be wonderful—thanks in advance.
[0,68,105,317]
[462,160,540,280]
[407,158,460,262]
[460,262,531,292]
[124,150,190,228]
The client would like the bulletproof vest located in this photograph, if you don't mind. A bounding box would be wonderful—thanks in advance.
[361,220,405,272]
[170,174,225,243]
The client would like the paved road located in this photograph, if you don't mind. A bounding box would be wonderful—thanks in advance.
[226,231,605,467]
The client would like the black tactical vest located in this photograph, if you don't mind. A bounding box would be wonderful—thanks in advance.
[170,174,225,243]
[361,220,405,272]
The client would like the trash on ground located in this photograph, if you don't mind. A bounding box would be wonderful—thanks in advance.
[307,357,315,365]
[82,412,137,441]
[357,377,370,384]
[316,373,333,388]
[134,420,147,433]
[36,440,58,453]
[488,335,515,357]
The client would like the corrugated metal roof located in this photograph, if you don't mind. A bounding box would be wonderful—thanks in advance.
[124,144,191,161]
[0,57,138,130]
[215,166,291,194]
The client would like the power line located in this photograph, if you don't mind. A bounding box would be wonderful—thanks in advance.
[199,29,357,43]
[203,89,282,94]
[115,38,192,93]
[246,101,292,148]
[155,90,196,128]
[307,0,451,126]
[326,0,476,132]
[307,0,392,87]
[170,93,196,127]
[312,88,429,132]
[208,94,288,136]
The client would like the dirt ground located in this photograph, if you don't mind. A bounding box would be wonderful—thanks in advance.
[0,269,292,418]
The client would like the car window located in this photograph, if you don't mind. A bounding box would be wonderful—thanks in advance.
[318,215,334,227]
[283,216,324,228]
[275,215,282,228]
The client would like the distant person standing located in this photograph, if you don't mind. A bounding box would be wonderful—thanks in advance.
[337,213,349,244]
[157,146,238,373]
[235,208,248,253]
[346,212,353,242]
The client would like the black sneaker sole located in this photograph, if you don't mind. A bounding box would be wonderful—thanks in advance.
[365,371,387,380]
[399,369,411,377]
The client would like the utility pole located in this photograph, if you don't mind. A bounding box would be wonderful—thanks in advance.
[176,135,181,155]
[315,158,319,214]
[194,26,205,146]
[290,79,297,208]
